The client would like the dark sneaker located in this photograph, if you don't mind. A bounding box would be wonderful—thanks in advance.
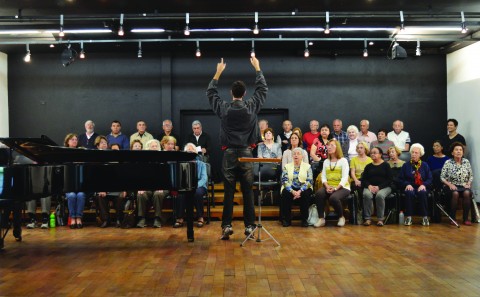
[244,225,256,237]
[220,225,233,240]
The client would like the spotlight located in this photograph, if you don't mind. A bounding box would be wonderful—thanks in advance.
[195,40,201,57]
[137,41,142,58]
[363,40,368,57]
[118,13,124,36]
[369,41,374,46]
[461,11,468,33]
[61,44,77,67]
[304,40,310,58]
[49,44,55,48]
[250,40,255,57]
[24,44,31,62]
[324,11,330,34]
[391,41,407,59]
[59,14,65,37]
[79,41,85,59]
[416,40,421,56]
[399,11,405,31]
[253,12,259,34]
[184,13,190,36]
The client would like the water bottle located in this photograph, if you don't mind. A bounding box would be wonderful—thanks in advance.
[399,211,404,225]
[50,212,56,228]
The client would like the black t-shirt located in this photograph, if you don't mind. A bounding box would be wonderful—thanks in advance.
[442,133,466,154]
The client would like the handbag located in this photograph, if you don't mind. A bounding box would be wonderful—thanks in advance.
[307,204,319,226]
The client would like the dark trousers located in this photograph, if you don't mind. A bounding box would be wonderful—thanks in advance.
[314,187,350,218]
[97,193,126,222]
[175,187,207,219]
[222,148,255,228]
[404,188,428,216]
[280,188,312,223]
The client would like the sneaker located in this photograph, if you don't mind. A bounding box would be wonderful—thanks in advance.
[404,217,412,226]
[136,218,146,228]
[244,225,256,237]
[464,220,472,226]
[26,221,36,229]
[337,217,346,227]
[40,223,49,229]
[153,218,162,228]
[422,217,430,226]
[221,225,233,240]
[314,218,326,227]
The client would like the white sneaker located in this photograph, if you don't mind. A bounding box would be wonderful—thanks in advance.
[26,221,36,229]
[314,218,325,227]
[337,217,345,227]
[40,223,48,229]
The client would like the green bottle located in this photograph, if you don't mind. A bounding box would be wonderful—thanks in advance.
[50,212,56,228]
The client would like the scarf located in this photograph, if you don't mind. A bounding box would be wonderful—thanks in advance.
[411,160,423,186]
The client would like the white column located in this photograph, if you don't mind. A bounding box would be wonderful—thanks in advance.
[0,52,8,138]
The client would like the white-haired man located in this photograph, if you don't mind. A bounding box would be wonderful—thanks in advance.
[78,120,98,149]
[387,120,411,152]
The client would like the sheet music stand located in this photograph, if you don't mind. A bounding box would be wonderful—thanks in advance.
[238,157,281,247]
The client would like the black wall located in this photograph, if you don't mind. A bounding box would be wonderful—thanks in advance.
[8,51,447,170]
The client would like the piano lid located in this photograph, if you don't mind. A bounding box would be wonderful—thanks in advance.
[0,137,197,164]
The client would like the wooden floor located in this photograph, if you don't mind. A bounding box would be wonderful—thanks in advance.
[1,218,480,296]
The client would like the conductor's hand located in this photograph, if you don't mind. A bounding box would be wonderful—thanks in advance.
[250,56,261,71]
[213,58,226,80]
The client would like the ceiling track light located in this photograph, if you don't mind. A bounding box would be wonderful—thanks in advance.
[363,39,368,57]
[250,40,255,57]
[460,11,468,33]
[399,11,405,31]
[118,13,125,36]
[137,41,142,58]
[24,44,31,62]
[59,14,65,37]
[304,40,310,58]
[79,41,85,59]
[324,11,330,34]
[416,40,421,56]
[195,40,201,57]
[253,12,259,35]
[184,13,190,36]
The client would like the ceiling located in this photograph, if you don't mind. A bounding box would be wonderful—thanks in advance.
[1,0,479,57]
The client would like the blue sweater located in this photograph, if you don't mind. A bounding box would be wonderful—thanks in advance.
[398,161,432,188]
[106,133,130,150]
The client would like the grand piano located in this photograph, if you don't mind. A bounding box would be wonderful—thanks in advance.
[0,136,198,249]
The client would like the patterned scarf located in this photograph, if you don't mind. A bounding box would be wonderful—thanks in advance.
[411,160,423,186]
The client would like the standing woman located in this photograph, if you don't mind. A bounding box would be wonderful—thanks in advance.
[440,142,474,225]
[398,143,433,226]
[64,133,86,229]
[257,128,282,158]
[361,147,393,226]
[313,139,351,227]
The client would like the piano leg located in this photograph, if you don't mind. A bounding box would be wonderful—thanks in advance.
[185,190,195,242]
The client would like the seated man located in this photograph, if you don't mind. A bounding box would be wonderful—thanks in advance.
[96,192,127,228]
[106,120,130,150]
[184,120,212,163]
[173,143,208,228]
[276,120,293,153]
[157,119,181,151]
[78,120,99,149]
[358,119,377,147]
[25,196,52,229]
[387,120,411,152]
[130,120,153,146]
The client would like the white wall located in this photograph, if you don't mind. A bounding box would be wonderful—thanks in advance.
[447,42,480,198]
[0,52,8,138]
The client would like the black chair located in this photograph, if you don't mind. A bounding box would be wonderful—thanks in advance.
[203,163,213,224]
[253,162,281,206]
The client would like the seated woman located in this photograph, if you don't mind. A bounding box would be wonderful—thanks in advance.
[282,133,308,169]
[130,139,143,150]
[64,133,86,229]
[94,135,108,150]
[426,140,450,190]
[174,143,208,228]
[398,143,433,226]
[387,146,405,169]
[350,141,372,190]
[280,147,313,227]
[310,124,332,178]
[313,139,351,227]
[257,128,282,158]
[370,129,395,160]
[341,125,360,161]
[145,139,161,151]
[440,142,474,225]
[361,147,393,226]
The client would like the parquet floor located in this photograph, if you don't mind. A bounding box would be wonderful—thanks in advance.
[1,219,480,296]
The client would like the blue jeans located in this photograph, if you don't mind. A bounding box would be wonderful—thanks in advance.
[222,148,255,228]
[404,188,428,217]
[66,192,86,218]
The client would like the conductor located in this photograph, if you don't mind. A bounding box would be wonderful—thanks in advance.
[207,57,268,240]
